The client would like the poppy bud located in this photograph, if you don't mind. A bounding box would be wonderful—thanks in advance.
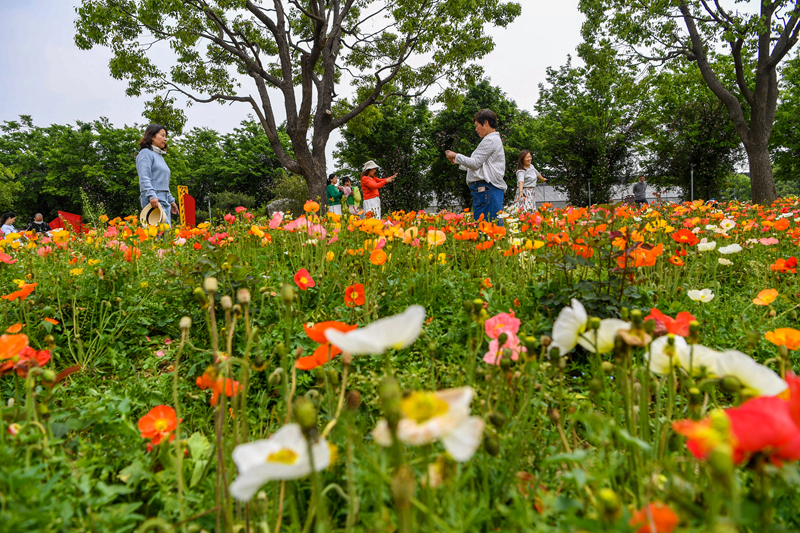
[268,367,284,386]
[44,334,55,346]
[252,356,267,372]
[391,465,416,510]
[720,376,742,394]
[255,490,269,515]
[498,332,508,346]
[463,300,473,313]
[778,344,789,359]
[379,377,402,428]
[237,288,251,304]
[204,277,218,293]
[708,443,734,477]
[472,298,483,310]
[428,341,437,355]
[540,335,552,348]
[483,434,501,456]
[346,390,361,411]
[588,378,602,394]
[588,317,601,330]
[342,351,353,365]
[180,316,192,330]
[746,330,761,349]
[221,296,233,310]
[221,262,231,271]
[643,318,656,335]
[548,408,561,422]
[293,397,317,432]
[305,389,320,402]
[688,387,702,406]
[276,343,286,357]
[488,411,506,428]
[259,285,269,294]
[602,361,615,374]
[193,287,209,307]
[232,304,243,319]
[327,369,339,386]
[596,488,621,522]
[281,283,295,304]
[42,369,57,383]
[620,307,629,320]
[548,346,561,362]
[790,311,798,323]
[630,309,643,329]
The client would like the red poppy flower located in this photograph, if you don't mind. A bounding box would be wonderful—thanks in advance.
[344,283,365,307]
[138,405,179,445]
[296,321,358,370]
[11,346,51,378]
[629,502,679,533]
[1,282,37,302]
[294,268,315,290]
[670,229,698,246]
[193,241,202,250]
[771,257,798,273]
[645,308,695,337]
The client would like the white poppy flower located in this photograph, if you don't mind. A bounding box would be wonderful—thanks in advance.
[646,335,690,375]
[577,319,630,354]
[229,424,331,501]
[697,241,717,252]
[548,299,588,356]
[681,344,721,375]
[718,258,733,265]
[713,350,788,397]
[718,244,742,254]
[687,289,714,302]
[325,305,425,355]
[372,387,484,462]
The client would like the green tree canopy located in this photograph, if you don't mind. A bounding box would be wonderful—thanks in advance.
[772,54,800,186]
[74,0,521,205]
[579,0,800,204]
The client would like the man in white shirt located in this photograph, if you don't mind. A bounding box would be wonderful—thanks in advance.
[445,109,506,224]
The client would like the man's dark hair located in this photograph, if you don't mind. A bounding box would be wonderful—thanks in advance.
[138,124,167,151]
[473,109,497,129]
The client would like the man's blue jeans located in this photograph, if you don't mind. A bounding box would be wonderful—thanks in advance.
[469,181,505,224]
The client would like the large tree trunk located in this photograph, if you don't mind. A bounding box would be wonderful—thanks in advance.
[745,141,778,204]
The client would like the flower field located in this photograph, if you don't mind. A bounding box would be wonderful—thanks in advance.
[2,198,800,533]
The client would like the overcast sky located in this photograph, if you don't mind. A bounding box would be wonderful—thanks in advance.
[0,0,585,172]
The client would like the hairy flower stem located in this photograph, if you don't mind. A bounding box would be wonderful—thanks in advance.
[173,328,187,531]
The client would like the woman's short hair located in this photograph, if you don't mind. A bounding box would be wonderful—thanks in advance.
[516,150,531,172]
[1,211,16,225]
[473,109,497,129]
[138,124,167,151]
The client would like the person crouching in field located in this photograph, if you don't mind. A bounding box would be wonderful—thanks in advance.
[360,160,396,219]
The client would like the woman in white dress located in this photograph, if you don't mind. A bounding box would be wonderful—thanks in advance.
[514,150,546,212]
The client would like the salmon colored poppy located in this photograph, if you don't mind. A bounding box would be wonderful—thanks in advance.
[138,405,179,444]
[629,502,679,533]
[296,321,358,370]
[426,229,446,246]
[765,328,800,351]
[0,253,17,265]
[294,268,316,290]
[370,249,387,265]
[671,228,698,246]
[344,283,365,307]
[753,288,778,306]
[1,282,37,302]
[645,308,695,337]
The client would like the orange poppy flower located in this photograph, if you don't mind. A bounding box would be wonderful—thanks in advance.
[296,321,358,370]
[124,247,141,262]
[1,282,37,302]
[629,502,679,533]
[765,328,800,351]
[771,257,798,273]
[475,240,494,251]
[345,283,366,307]
[1,333,28,361]
[44,318,59,325]
[572,244,594,259]
[427,229,446,246]
[196,367,241,406]
[138,405,179,444]
[294,268,315,290]
[370,249,387,265]
[304,200,320,213]
[753,288,778,306]
[774,218,790,231]
[5,323,24,334]
[668,255,685,266]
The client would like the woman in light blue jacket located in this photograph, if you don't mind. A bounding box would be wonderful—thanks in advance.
[137,124,178,224]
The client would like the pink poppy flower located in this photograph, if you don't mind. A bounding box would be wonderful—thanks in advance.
[284,216,309,231]
[0,253,16,264]
[156,350,166,357]
[759,237,779,245]
[269,212,283,230]
[224,213,236,224]
[104,226,118,238]
[483,331,526,365]
[235,206,247,213]
[484,311,521,339]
